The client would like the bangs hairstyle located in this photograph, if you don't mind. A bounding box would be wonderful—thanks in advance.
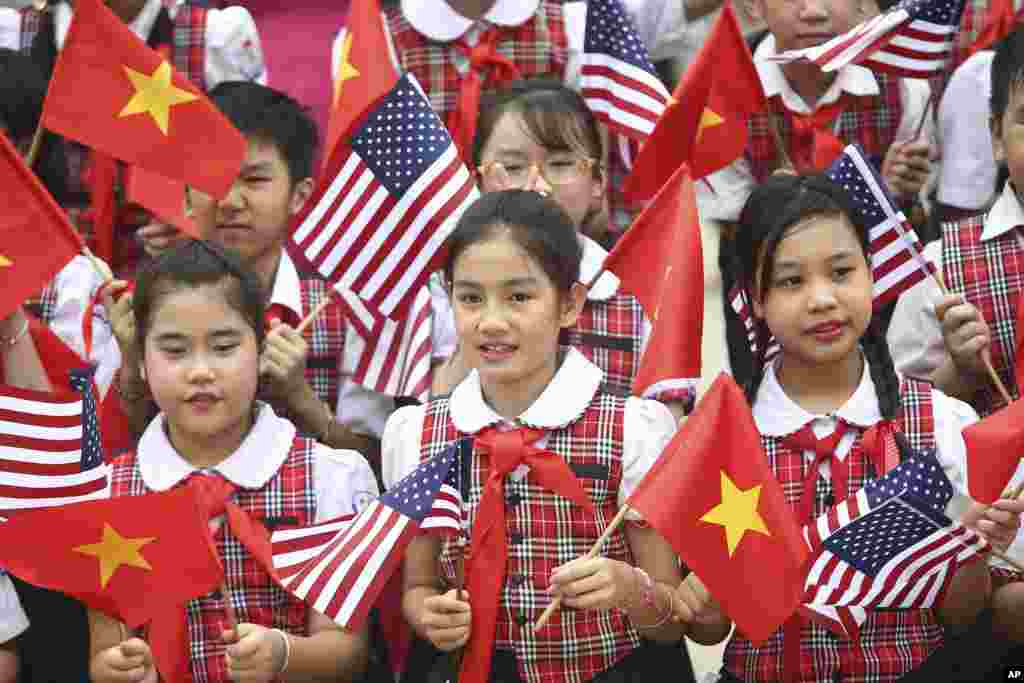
[730,174,904,424]
[991,26,1024,122]
[444,189,583,293]
[133,240,266,348]
[473,79,603,175]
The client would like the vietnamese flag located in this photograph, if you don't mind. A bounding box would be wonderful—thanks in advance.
[624,3,765,199]
[963,399,1024,504]
[0,487,222,628]
[603,164,703,398]
[628,374,807,643]
[325,0,398,165]
[40,0,246,198]
[0,131,83,321]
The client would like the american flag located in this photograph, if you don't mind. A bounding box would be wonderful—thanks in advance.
[826,144,937,308]
[270,444,462,630]
[803,450,986,611]
[0,378,108,515]
[290,72,478,321]
[340,285,433,402]
[728,284,779,361]
[580,0,671,141]
[767,0,967,77]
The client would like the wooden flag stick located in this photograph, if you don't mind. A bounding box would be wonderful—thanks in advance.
[296,296,333,335]
[912,94,934,142]
[25,123,45,170]
[533,504,632,632]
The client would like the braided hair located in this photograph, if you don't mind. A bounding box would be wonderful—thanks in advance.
[729,174,902,420]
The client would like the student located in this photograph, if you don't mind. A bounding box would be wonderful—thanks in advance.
[704,173,1018,682]
[108,81,392,463]
[434,80,691,417]
[89,241,374,682]
[386,190,712,683]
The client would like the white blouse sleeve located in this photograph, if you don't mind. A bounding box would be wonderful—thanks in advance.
[0,573,27,644]
[929,387,979,523]
[886,241,946,379]
[0,8,20,50]
[47,255,122,398]
[382,404,427,490]
[203,6,267,87]
[620,396,677,520]
[313,446,380,522]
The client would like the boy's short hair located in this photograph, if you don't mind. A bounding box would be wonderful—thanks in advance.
[208,81,318,184]
[991,27,1024,122]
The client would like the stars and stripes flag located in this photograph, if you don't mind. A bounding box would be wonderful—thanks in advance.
[728,284,779,362]
[340,285,433,402]
[803,449,986,612]
[580,0,671,141]
[767,0,967,77]
[270,444,462,630]
[0,379,108,516]
[826,144,937,308]
[290,72,478,321]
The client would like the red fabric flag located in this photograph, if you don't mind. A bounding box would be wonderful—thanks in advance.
[0,131,83,321]
[123,166,199,238]
[603,164,703,398]
[963,399,1024,504]
[624,3,765,199]
[627,374,808,643]
[41,0,246,198]
[324,0,398,165]
[0,488,222,629]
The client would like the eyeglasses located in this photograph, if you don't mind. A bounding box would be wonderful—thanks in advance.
[476,158,598,188]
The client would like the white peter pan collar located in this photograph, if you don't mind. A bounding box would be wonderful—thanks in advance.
[752,356,883,437]
[137,402,296,491]
[579,234,621,301]
[400,0,541,42]
[980,182,1024,242]
[449,346,603,433]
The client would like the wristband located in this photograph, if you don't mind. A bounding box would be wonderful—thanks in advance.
[271,628,291,674]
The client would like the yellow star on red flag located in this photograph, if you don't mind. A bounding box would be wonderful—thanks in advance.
[73,523,156,588]
[333,31,362,107]
[696,108,724,142]
[0,254,10,267]
[119,61,198,135]
[700,471,770,556]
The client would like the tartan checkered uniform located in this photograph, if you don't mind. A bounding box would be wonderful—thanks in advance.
[109,436,316,683]
[724,378,944,683]
[942,214,1024,417]
[18,3,208,258]
[745,74,903,182]
[419,395,642,683]
[560,294,645,398]
[296,274,346,413]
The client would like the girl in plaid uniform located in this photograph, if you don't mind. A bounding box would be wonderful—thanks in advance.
[434,81,691,418]
[703,174,1017,682]
[387,191,709,683]
[90,241,376,683]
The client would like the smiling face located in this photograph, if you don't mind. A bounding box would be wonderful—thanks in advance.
[450,231,584,410]
[752,212,873,374]
[141,282,260,465]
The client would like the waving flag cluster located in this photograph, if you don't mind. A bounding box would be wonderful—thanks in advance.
[804,449,985,614]
[768,0,967,77]
[291,73,478,321]
[271,445,462,630]
[0,383,108,516]
[826,145,936,308]
[581,0,670,141]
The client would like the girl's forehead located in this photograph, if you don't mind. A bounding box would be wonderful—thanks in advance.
[148,285,248,329]
[453,236,547,280]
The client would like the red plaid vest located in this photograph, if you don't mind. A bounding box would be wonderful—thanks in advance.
[109,435,316,683]
[724,377,943,683]
[942,214,1024,416]
[19,3,209,259]
[296,274,346,414]
[419,394,641,683]
[745,74,904,182]
[560,294,646,398]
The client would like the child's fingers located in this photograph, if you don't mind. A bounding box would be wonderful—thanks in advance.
[118,638,151,663]
[225,623,262,659]
[548,571,606,598]
[549,557,598,585]
[992,498,1024,514]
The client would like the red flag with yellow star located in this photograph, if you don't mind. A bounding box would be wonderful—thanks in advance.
[623,3,765,199]
[627,373,807,643]
[324,0,398,165]
[40,0,245,198]
[0,487,222,629]
[0,131,83,321]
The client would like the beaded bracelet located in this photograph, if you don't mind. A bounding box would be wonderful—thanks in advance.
[630,568,673,630]
[0,318,29,348]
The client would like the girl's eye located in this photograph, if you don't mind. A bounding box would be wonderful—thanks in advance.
[510,292,531,303]
[833,267,855,281]
[160,347,187,357]
[502,164,525,175]
[456,293,482,305]
[214,343,239,354]
[774,276,801,289]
